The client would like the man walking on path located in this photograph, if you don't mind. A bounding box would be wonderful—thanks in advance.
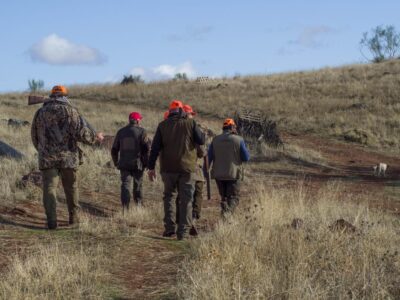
[111,112,151,209]
[175,105,206,236]
[208,118,250,216]
[31,85,104,229]
[148,100,205,240]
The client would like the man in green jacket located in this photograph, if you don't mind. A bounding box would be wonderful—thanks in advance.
[31,85,104,229]
[208,118,250,216]
[148,100,205,240]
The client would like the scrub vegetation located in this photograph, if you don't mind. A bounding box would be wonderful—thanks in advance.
[1,61,400,298]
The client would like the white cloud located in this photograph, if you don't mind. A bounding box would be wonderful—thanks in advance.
[290,26,337,48]
[29,34,106,65]
[130,61,196,81]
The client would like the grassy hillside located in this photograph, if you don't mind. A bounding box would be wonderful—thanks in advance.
[1,61,400,299]
[63,59,400,151]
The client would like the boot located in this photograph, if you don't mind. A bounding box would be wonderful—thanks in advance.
[47,221,57,230]
[69,211,80,225]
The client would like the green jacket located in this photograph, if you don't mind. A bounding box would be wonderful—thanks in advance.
[148,112,205,173]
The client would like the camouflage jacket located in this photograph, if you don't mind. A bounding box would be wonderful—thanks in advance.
[31,97,97,170]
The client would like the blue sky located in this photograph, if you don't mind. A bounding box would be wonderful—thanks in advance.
[1,0,399,92]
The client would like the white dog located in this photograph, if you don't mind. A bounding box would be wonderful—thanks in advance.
[373,163,387,177]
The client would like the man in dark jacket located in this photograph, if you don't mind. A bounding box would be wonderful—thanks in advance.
[208,118,250,216]
[31,85,104,229]
[148,100,205,240]
[111,112,151,209]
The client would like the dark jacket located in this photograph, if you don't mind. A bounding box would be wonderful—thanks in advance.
[111,123,151,171]
[148,112,205,173]
[31,98,97,170]
[208,130,250,180]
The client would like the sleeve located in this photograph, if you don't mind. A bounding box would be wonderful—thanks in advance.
[193,121,205,145]
[140,129,151,169]
[196,144,207,159]
[31,110,40,150]
[208,142,214,165]
[240,139,250,162]
[74,112,97,145]
[111,131,120,167]
[148,126,162,170]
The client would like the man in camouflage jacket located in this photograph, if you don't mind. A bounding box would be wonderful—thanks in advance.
[31,85,103,229]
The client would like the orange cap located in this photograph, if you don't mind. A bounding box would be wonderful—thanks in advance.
[169,99,183,110]
[223,118,236,127]
[51,85,68,96]
[183,104,196,115]
[163,111,169,120]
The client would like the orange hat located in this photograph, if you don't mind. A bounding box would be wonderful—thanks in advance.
[223,118,236,127]
[169,99,183,110]
[51,85,68,96]
[163,111,169,120]
[183,104,196,115]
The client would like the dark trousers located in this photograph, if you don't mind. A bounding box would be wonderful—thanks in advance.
[120,170,144,208]
[176,180,204,221]
[161,172,194,238]
[215,180,240,215]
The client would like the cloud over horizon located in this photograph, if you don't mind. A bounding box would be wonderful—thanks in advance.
[290,25,337,48]
[130,61,196,81]
[29,34,106,65]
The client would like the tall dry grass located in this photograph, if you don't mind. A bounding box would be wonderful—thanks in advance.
[178,182,400,299]
[0,242,106,300]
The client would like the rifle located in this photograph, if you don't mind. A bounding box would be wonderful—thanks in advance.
[203,155,211,200]
[28,95,49,105]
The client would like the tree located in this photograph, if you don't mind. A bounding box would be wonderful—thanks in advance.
[173,73,188,81]
[121,75,143,85]
[28,79,44,92]
[360,25,400,63]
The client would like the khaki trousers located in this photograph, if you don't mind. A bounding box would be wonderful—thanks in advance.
[42,168,79,224]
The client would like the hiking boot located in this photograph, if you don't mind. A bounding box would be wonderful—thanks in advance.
[189,225,198,236]
[162,231,176,237]
[47,221,57,230]
[69,212,80,225]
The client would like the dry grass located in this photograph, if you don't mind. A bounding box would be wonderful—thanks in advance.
[178,182,400,299]
[0,242,106,300]
[79,204,163,237]
[62,60,400,151]
[1,61,400,298]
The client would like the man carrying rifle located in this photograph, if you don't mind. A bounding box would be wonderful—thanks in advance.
[31,85,104,229]
[208,118,250,217]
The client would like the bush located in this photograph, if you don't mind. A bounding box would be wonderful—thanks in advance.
[173,73,188,81]
[120,75,143,85]
[28,79,44,92]
[360,25,400,63]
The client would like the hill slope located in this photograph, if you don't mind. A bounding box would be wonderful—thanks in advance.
[64,59,400,151]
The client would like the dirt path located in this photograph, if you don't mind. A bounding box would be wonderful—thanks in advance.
[1,132,400,298]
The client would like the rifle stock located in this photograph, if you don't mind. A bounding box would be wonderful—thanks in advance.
[203,155,211,200]
[28,95,49,105]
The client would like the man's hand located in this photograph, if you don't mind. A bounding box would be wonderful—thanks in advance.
[96,132,105,142]
[148,169,157,182]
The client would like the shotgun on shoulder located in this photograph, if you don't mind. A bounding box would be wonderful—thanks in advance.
[28,95,49,105]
